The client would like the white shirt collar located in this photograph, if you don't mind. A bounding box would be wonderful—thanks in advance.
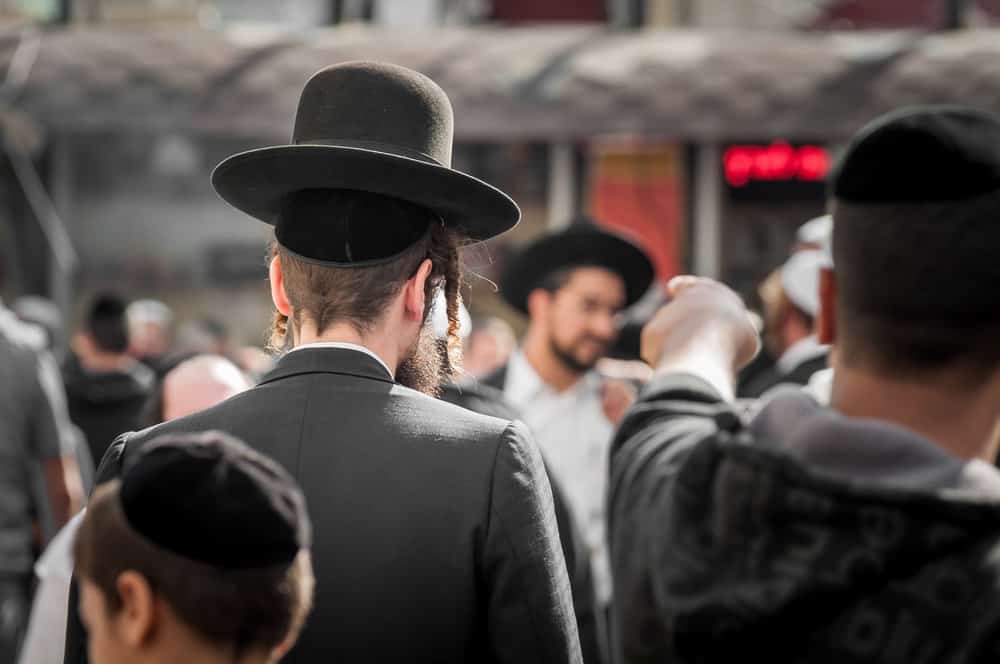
[286,342,394,378]
[504,350,544,407]
[504,349,600,406]
[777,335,828,375]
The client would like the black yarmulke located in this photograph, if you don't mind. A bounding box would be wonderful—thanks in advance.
[120,431,310,569]
[276,188,435,265]
[833,106,1000,204]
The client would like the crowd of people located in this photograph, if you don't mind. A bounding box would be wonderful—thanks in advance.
[2,59,999,664]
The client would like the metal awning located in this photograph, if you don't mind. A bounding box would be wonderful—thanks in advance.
[2,23,999,141]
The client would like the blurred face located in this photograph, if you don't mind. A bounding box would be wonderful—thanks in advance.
[537,267,626,373]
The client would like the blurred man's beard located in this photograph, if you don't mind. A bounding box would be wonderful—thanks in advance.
[549,335,605,375]
[396,326,451,396]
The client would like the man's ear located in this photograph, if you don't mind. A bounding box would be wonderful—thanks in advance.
[115,571,157,648]
[526,288,551,321]
[817,267,837,346]
[269,254,292,317]
[403,259,434,323]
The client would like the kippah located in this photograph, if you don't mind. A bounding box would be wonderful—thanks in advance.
[120,431,310,569]
[833,106,1000,203]
[276,188,435,266]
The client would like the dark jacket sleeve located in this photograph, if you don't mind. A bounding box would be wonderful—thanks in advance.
[548,467,606,664]
[483,420,583,664]
[63,433,132,664]
[606,373,731,664]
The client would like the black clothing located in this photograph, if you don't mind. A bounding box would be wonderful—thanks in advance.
[441,380,606,664]
[0,573,31,662]
[67,347,580,664]
[63,355,153,463]
[609,373,1000,664]
[740,351,827,399]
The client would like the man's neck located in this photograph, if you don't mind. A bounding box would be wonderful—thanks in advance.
[832,365,1000,463]
[521,330,584,393]
[294,322,399,375]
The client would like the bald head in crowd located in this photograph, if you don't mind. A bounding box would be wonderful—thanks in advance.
[160,355,251,422]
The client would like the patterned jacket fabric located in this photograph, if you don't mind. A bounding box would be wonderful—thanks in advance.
[609,373,1000,664]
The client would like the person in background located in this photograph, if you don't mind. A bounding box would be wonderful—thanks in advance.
[125,299,174,375]
[11,296,94,492]
[176,317,232,357]
[741,249,829,398]
[0,299,83,662]
[66,62,580,664]
[483,218,654,631]
[64,294,154,465]
[738,215,833,397]
[142,354,252,426]
[18,356,250,664]
[12,296,64,359]
[74,431,314,664]
[437,295,605,664]
[609,106,1000,663]
[463,316,516,378]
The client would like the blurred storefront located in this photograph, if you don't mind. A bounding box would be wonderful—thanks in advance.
[3,16,1000,336]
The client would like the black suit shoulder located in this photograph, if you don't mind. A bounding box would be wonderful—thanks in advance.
[96,375,515,485]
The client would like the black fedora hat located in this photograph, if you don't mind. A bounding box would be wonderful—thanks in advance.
[212,61,520,252]
[501,219,655,314]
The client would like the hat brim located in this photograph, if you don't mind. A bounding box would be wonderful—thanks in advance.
[502,227,655,314]
[211,144,520,242]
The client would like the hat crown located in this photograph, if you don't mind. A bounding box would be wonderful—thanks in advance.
[292,61,454,167]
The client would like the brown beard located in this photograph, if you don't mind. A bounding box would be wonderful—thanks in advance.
[395,326,451,396]
[549,335,605,375]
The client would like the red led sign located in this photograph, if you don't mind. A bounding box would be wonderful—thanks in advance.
[723,142,831,187]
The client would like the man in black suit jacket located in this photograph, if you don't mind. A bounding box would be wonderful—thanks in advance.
[65,62,580,664]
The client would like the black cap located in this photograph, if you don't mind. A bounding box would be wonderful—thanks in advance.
[833,106,1000,204]
[120,431,310,569]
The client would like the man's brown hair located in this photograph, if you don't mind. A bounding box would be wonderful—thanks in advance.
[269,190,465,375]
[74,481,314,656]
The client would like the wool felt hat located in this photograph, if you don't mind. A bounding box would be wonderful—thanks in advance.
[832,105,1000,204]
[120,431,311,569]
[212,61,520,265]
[501,219,655,315]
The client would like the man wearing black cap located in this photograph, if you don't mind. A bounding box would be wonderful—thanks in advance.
[68,62,580,664]
[73,431,314,664]
[608,105,1000,663]
[483,220,654,639]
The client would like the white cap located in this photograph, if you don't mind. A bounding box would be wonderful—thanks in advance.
[430,291,471,340]
[796,214,833,249]
[126,299,173,326]
[781,250,825,317]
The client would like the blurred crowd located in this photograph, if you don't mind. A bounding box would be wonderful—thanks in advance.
[3,60,1000,664]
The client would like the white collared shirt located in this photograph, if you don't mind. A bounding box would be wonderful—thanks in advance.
[286,342,393,378]
[503,350,614,605]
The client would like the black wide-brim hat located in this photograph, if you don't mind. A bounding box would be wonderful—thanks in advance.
[212,61,520,256]
[502,219,655,314]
